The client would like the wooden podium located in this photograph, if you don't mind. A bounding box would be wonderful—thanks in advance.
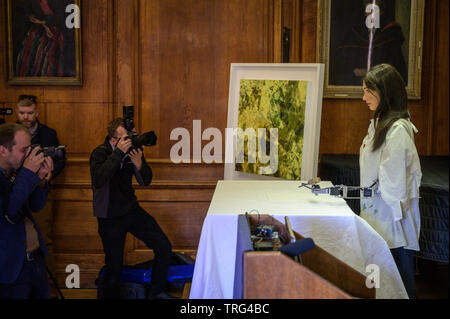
[243,215,375,299]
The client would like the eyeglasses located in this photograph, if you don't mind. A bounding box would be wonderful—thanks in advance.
[18,95,37,103]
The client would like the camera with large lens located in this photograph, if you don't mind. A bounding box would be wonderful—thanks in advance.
[123,106,157,151]
[31,145,66,162]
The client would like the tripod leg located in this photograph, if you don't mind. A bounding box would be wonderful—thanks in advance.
[46,265,65,299]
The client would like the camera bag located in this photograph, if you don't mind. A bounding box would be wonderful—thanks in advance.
[96,251,195,299]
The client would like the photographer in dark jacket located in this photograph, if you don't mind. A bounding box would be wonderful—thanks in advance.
[15,95,66,295]
[16,95,66,178]
[0,123,53,299]
[90,118,173,299]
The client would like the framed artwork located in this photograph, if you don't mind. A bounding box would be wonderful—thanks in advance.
[6,0,82,85]
[317,0,425,99]
[224,63,325,181]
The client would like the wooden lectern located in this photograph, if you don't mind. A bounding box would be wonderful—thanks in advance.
[243,215,375,299]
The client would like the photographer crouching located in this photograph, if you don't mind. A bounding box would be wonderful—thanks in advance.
[90,117,174,299]
[0,123,54,299]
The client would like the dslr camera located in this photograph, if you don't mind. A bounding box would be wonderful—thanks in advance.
[30,145,66,162]
[122,106,157,151]
[0,108,13,125]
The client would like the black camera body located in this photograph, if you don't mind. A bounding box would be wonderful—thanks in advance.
[0,108,13,125]
[0,108,13,116]
[31,145,66,162]
[123,105,136,132]
[122,106,157,151]
[125,131,157,150]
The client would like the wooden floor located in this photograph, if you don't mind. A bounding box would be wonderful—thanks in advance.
[58,282,192,299]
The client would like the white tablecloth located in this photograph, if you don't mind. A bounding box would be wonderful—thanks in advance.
[189,180,408,299]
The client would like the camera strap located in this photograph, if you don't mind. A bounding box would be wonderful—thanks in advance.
[1,171,18,224]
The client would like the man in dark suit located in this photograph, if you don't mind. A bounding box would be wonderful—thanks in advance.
[15,95,66,294]
[0,123,54,298]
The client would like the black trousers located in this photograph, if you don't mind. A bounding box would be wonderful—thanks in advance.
[97,207,172,299]
[0,250,50,299]
[391,247,415,299]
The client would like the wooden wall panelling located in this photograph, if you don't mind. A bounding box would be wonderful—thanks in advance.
[293,0,302,63]
[52,198,104,287]
[299,0,317,63]
[423,0,437,155]
[290,0,302,63]
[272,0,283,63]
[114,0,139,118]
[319,100,372,155]
[46,103,113,157]
[53,201,103,254]
[139,0,161,159]
[150,161,223,182]
[53,159,91,186]
[53,160,224,187]
[281,0,301,63]
[431,0,449,155]
[282,0,293,62]
[138,201,212,248]
[139,0,279,161]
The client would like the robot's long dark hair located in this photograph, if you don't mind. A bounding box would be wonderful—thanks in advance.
[363,64,410,152]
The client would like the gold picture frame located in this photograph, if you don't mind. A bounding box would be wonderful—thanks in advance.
[317,0,424,99]
[6,0,82,86]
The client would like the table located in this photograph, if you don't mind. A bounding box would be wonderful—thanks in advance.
[189,180,408,299]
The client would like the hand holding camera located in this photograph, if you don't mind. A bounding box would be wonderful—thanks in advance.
[116,136,132,154]
[23,145,58,181]
[37,157,54,182]
[23,146,45,173]
[128,148,143,171]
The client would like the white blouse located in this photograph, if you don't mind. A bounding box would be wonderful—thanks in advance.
[359,118,422,250]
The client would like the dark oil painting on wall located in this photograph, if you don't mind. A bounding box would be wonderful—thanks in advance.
[318,0,424,99]
[6,0,82,85]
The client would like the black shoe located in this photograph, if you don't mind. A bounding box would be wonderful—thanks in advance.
[149,292,179,299]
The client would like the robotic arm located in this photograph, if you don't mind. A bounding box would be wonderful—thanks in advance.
[299,178,380,199]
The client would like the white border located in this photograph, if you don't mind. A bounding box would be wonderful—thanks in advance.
[224,63,325,181]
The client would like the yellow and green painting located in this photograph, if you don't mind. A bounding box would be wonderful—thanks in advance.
[236,79,308,180]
